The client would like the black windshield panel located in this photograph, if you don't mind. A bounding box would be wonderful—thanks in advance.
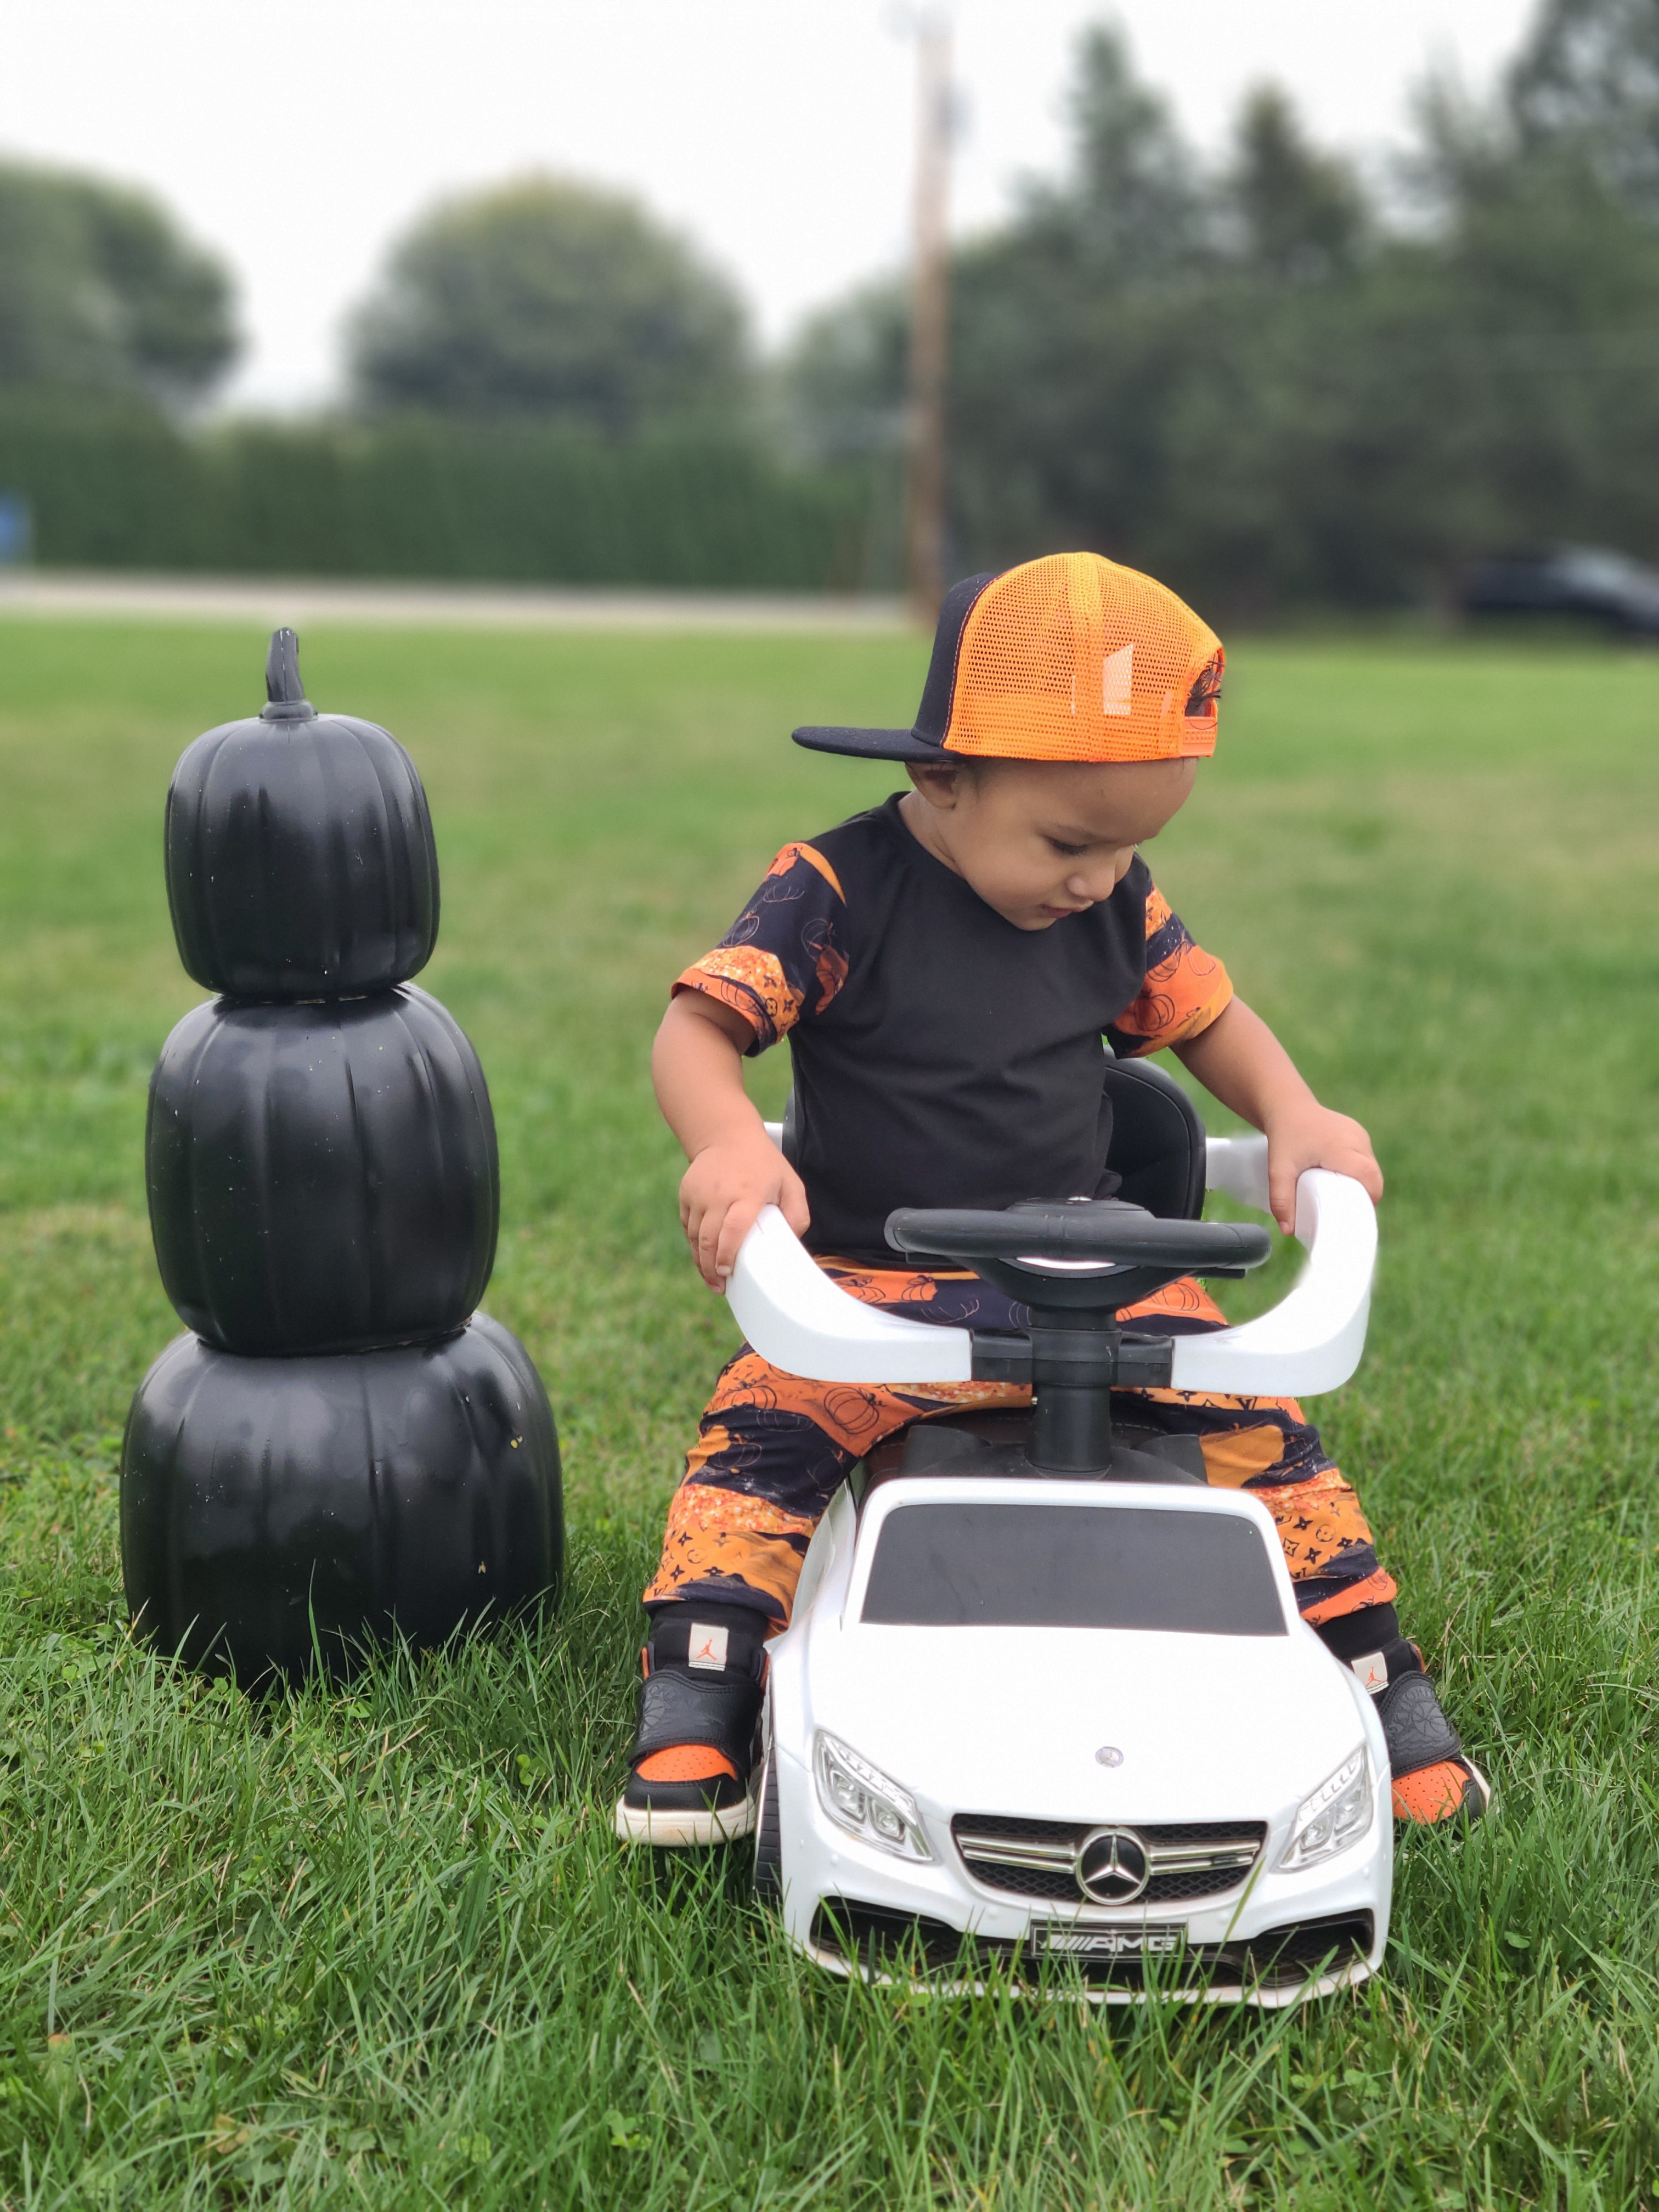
[860,1504,1286,1635]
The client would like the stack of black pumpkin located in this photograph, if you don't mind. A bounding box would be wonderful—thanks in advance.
[120,630,562,1680]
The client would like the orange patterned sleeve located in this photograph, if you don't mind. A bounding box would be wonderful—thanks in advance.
[674,842,849,1054]
[1104,882,1233,1057]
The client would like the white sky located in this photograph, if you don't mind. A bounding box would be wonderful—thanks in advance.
[2,0,1537,411]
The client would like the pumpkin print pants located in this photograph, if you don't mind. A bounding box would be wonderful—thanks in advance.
[643,1262,1398,1631]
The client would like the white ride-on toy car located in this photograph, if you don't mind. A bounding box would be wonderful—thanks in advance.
[730,1062,1386,2005]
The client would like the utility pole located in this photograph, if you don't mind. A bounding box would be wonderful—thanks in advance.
[903,9,952,624]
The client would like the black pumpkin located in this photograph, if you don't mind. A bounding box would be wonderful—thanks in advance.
[146,984,499,1356]
[165,631,439,999]
[120,1313,562,1680]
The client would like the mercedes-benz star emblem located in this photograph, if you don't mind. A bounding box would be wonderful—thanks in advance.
[1076,1826,1150,1905]
[1094,1745,1124,1768]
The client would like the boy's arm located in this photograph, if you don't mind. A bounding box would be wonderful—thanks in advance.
[653,991,811,1290]
[1171,997,1383,1234]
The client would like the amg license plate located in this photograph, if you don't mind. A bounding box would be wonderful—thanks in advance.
[1039,1925,1185,1958]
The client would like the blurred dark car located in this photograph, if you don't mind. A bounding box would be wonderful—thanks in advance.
[1460,546,1659,635]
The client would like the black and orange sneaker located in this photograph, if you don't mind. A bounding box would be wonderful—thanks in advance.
[613,1604,766,1847]
[1320,1613,1489,1826]
[1378,1663,1489,1826]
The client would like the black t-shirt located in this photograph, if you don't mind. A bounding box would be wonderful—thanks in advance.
[676,794,1231,1264]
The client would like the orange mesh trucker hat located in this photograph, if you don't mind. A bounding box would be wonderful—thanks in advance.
[794,551,1224,765]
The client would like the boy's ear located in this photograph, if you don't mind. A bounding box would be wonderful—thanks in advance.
[905,762,965,811]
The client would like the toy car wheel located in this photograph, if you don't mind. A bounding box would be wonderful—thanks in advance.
[752,1742,781,1904]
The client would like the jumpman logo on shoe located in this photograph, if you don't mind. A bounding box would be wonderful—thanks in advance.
[688,1624,730,1672]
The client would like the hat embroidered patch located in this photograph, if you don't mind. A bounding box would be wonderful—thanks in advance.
[1102,640,1135,716]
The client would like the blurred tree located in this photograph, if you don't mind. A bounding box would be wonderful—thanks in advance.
[1372,22,1659,589]
[0,162,236,405]
[1508,0,1659,211]
[777,29,1212,576]
[1226,86,1369,280]
[775,280,907,466]
[782,10,1659,610]
[349,177,749,433]
[1024,25,1209,276]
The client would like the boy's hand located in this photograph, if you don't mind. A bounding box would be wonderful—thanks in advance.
[680,1136,811,1291]
[652,991,809,1289]
[1173,998,1383,1234]
[1263,1101,1383,1235]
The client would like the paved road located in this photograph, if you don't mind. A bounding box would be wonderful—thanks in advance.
[0,569,911,633]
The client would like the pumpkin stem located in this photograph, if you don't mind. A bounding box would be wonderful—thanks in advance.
[261,628,317,722]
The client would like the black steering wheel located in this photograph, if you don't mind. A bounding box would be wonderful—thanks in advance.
[885,1197,1271,1313]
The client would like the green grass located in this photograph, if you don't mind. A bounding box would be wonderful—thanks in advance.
[1,617,1656,2209]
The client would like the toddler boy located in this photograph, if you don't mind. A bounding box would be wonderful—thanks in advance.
[615,553,1486,1846]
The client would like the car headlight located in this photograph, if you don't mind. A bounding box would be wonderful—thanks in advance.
[1277,1749,1373,1872]
[813,1731,932,1860]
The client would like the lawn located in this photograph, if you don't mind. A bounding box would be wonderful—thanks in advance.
[0,616,1655,2209]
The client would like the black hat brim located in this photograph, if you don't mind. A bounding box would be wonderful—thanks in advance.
[792,573,1001,763]
[792,725,946,761]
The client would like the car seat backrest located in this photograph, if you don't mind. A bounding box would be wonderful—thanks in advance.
[1100,1057,1207,1220]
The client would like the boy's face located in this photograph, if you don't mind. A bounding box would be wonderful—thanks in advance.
[902,755,1198,932]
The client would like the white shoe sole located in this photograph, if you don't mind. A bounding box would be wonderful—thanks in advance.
[613,1785,757,1848]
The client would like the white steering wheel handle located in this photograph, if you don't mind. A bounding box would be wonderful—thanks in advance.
[1169,1150,1375,1396]
[730,1133,1374,1398]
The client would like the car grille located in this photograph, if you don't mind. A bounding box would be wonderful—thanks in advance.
[951,1814,1268,1906]
[811,1898,1372,1994]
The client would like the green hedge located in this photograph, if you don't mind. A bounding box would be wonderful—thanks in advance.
[0,396,876,589]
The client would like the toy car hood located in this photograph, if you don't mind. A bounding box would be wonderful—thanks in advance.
[800,1616,1372,1830]
[776,1475,1380,1835]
